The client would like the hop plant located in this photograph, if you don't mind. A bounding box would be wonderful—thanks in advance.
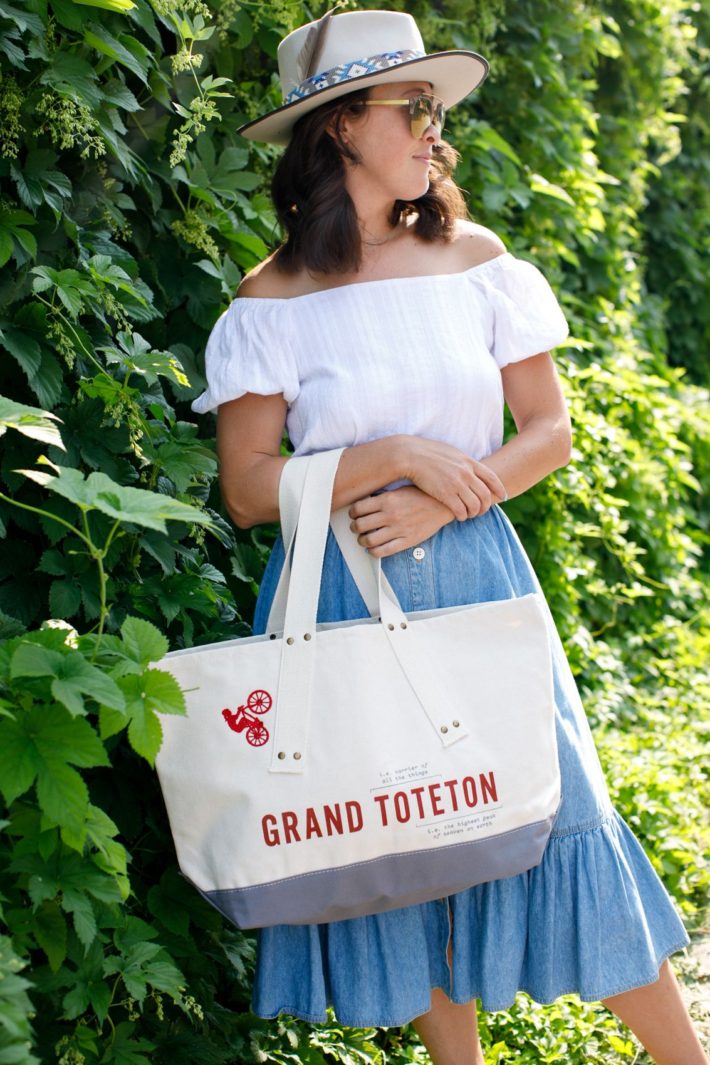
[35,92,105,158]
[171,208,220,260]
[0,74,24,159]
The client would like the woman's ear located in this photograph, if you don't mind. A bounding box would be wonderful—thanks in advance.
[326,108,348,145]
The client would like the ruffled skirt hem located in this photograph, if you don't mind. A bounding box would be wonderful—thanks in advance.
[252,938,688,1029]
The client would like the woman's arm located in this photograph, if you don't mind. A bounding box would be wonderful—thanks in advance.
[482,350,572,497]
[217,392,411,528]
[216,393,507,530]
[348,352,572,556]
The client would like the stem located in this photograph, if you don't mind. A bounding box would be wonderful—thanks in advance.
[83,512,119,657]
[34,294,105,376]
[0,492,89,547]
[129,111,150,139]
[168,181,187,213]
[0,488,114,651]
[36,293,156,446]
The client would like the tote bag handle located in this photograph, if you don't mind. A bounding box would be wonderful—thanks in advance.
[265,454,398,634]
[269,449,470,774]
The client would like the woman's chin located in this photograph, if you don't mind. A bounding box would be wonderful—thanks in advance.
[396,179,430,202]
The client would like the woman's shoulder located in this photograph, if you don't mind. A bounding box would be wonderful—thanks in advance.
[449,219,507,271]
[236,253,305,301]
[235,220,508,301]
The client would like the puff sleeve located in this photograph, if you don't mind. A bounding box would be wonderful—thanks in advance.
[191,299,299,414]
[472,254,569,370]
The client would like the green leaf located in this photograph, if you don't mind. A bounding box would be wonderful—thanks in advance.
[40,51,103,110]
[114,917,158,951]
[97,1021,155,1064]
[0,702,108,837]
[73,0,137,10]
[52,655,125,716]
[472,124,523,165]
[62,981,90,1020]
[62,890,98,951]
[60,942,109,1024]
[0,935,40,1065]
[36,761,90,841]
[127,703,162,765]
[530,173,576,205]
[49,579,83,619]
[89,979,112,1024]
[0,611,26,640]
[104,938,183,1007]
[119,616,168,667]
[34,900,67,972]
[11,642,125,716]
[0,229,13,268]
[10,641,64,680]
[109,669,185,764]
[150,438,217,492]
[0,325,41,378]
[102,331,188,386]
[10,149,72,212]
[29,350,64,410]
[0,717,41,805]
[0,3,44,36]
[0,395,64,449]
[34,467,216,533]
[35,705,110,769]
[141,955,184,995]
[84,24,149,84]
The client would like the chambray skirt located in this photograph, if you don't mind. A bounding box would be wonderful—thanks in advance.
[249,505,689,1026]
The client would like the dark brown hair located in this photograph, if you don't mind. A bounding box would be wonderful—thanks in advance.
[270,88,469,276]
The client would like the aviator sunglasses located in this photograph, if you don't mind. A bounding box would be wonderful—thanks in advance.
[364,93,446,138]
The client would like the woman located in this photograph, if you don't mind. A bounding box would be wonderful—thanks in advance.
[192,10,706,1065]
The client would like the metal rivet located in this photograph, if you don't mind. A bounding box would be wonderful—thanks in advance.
[440,725,449,734]
[400,622,407,629]
[286,637,294,645]
[293,751,302,760]
[303,632,311,641]
[453,720,460,727]
[387,623,395,631]
[269,633,277,640]
[277,752,286,760]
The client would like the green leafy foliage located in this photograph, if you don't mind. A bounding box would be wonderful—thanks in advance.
[0,0,707,1062]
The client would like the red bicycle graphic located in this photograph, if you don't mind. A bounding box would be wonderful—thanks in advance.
[222,689,272,747]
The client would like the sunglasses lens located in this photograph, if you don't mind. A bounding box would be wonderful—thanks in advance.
[410,95,445,137]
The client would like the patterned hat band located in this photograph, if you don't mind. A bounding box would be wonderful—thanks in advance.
[284,49,426,105]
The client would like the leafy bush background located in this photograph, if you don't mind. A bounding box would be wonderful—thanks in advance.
[0,0,707,1063]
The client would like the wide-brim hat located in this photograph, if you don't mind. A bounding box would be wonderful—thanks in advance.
[238,9,489,146]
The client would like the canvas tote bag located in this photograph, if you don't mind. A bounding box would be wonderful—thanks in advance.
[155,447,561,928]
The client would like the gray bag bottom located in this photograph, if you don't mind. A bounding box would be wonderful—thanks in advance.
[192,815,557,929]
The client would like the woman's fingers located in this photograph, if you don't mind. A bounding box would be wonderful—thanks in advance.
[348,495,382,520]
[350,513,385,535]
[368,538,407,558]
[473,461,506,500]
[460,488,482,519]
[357,525,394,549]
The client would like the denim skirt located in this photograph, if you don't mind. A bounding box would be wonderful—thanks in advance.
[249,505,689,1026]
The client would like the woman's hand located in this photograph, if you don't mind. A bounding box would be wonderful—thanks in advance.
[397,436,507,522]
[348,486,456,558]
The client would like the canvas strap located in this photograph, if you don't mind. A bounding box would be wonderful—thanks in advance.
[265,463,400,632]
[270,450,469,774]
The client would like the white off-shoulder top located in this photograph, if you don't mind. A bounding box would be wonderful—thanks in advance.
[192,252,569,476]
